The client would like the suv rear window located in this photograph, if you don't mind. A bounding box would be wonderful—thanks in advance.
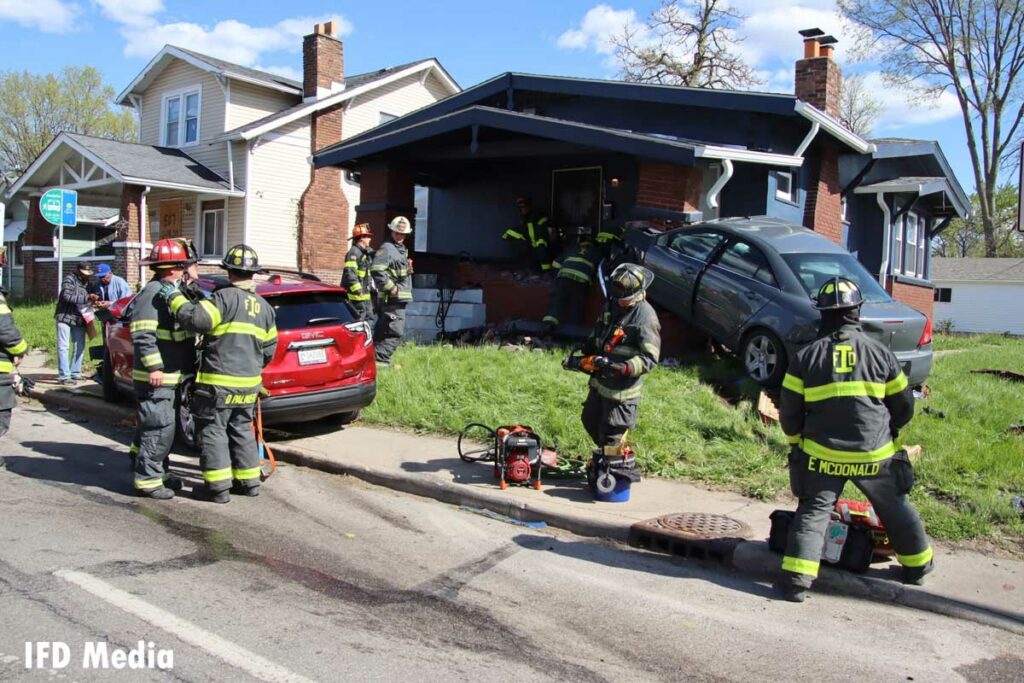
[270,293,355,330]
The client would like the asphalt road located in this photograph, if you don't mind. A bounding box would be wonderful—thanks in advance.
[1,402,1022,682]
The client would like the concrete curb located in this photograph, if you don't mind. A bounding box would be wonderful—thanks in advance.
[27,388,1024,636]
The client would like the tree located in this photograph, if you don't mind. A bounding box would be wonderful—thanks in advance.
[932,183,1023,257]
[840,73,884,137]
[0,66,137,175]
[610,0,761,89]
[838,0,1024,257]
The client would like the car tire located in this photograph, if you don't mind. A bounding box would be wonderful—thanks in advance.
[332,410,360,426]
[101,346,121,403]
[740,328,788,387]
[174,377,198,451]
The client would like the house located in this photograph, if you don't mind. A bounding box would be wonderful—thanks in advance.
[312,30,968,331]
[2,22,459,297]
[930,257,1024,335]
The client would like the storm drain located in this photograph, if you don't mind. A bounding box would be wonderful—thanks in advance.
[628,513,753,564]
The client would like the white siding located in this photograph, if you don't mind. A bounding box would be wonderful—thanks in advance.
[227,81,300,131]
[138,60,228,178]
[933,281,1024,335]
[245,119,311,269]
[339,71,453,232]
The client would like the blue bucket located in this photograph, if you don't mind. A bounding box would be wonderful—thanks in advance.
[595,476,632,503]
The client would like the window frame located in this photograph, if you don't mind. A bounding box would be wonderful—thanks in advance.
[378,111,399,125]
[893,214,904,274]
[414,184,429,252]
[200,208,226,258]
[711,239,779,288]
[775,170,793,203]
[934,287,952,303]
[664,230,726,263]
[160,85,202,148]
[904,212,918,276]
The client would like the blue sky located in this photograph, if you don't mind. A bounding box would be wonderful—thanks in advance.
[0,0,980,194]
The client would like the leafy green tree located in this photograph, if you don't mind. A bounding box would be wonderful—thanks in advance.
[0,66,137,174]
[933,183,1023,257]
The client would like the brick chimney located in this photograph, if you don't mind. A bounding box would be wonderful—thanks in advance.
[297,22,350,281]
[795,28,841,119]
[796,28,844,245]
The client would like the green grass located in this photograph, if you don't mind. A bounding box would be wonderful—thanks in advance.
[932,331,1021,352]
[365,339,1024,546]
[8,298,103,368]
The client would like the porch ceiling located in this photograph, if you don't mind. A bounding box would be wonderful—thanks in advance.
[854,175,967,218]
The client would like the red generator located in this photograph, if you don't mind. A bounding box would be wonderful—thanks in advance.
[457,423,550,490]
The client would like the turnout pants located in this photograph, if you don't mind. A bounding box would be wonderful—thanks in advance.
[783,449,933,588]
[350,299,375,326]
[543,279,589,327]
[133,387,176,492]
[374,302,407,364]
[581,388,638,448]
[193,388,260,493]
[0,383,13,467]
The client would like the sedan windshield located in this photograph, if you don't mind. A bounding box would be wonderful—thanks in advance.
[781,253,892,303]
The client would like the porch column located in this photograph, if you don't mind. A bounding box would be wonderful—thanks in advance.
[354,164,416,246]
[115,184,144,290]
[23,197,55,298]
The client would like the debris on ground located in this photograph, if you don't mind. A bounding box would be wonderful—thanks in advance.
[1010,424,1024,436]
[971,369,1024,383]
[1013,497,1024,519]
[757,391,780,427]
[905,444,923,464]
[922,406,947,419]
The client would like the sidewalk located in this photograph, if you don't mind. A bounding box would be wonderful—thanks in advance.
[21,353,1024,635]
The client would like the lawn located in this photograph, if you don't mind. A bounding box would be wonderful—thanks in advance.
[7,298,103,368]
[364,336,1024,547]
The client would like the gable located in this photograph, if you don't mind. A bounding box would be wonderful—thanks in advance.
[138,59,224,148]
[228,80,301,132]
[343,70,457,140]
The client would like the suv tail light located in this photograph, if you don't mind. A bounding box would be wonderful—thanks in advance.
[918,317,933,347]
[345,320,373,347]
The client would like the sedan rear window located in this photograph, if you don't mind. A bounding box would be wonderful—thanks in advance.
[781,253,892,303]
[270,293,355,330]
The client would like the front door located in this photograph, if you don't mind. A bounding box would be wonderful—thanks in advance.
[160,200,183,239]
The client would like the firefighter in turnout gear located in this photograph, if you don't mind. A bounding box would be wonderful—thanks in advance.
[777,277,932,602]
[503,196,554,273]
[342,223,375,323]
[371,216,413,365]
[564,263,661,487]
[130,239,197,498]
[543,226,597,329]
[0,245,28,470]
[164,244,278,503]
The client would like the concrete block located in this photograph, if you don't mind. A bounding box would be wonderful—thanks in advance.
[413,288,484,304]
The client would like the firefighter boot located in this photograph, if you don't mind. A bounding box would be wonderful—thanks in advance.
[231,480,260,497]
[774,577,808,603]
[137,487,175,500]
[162,458,183,491]
[192,484,231,504]
[902,559,935,586]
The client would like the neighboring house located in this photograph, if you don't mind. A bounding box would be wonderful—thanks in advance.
[931,257,1024,335]
[313,30,968,327]
[3,21,459,296]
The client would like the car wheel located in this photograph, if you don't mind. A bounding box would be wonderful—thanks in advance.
[332,410,360,426]
[175,378,198,451]
[741,328,788,387]
[101,346,121,403]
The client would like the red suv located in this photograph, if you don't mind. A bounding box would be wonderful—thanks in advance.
[98,271,376,444]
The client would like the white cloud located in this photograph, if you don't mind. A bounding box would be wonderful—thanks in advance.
[256,64,303,83]
[0,0,79,33]
[859,71,961,131]
[93,0,163,27]
[736,4,852,67]
[556,4,643,55]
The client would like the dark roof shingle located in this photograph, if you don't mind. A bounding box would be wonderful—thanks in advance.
[931,257,1024,282]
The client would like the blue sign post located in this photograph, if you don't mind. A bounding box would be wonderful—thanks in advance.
[39,188,78,296]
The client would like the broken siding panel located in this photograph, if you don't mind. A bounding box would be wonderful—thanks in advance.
[228,80,300,131]
[246,119,310,269]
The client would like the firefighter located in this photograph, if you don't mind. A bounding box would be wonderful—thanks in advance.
[129,239,197,498]
[342,223,375,323]
[163,244,277,503]
[593,223,624,257]
[564,263,661,487]
[777,277,932,602]
[371,216,413,366]
[542,226,597,330]
[0,245,28,470]
[502,196,553,274]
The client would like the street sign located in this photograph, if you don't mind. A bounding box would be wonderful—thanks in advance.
[39,188,77,227]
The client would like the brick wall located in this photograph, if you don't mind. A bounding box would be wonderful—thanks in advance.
[635,162,702,214]
[889,279,935,321]
[794,55,842,119]
[802,142,843,245]
[298,103,349,282]
[114,185,143,290]
[24,197,53,298]
[353,165,416,246]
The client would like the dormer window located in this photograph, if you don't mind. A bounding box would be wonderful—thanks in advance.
[162,87,201,147]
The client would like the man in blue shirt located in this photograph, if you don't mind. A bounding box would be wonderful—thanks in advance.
[92,264,132,307]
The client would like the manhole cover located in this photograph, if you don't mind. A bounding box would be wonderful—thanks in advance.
[636,512,753,541]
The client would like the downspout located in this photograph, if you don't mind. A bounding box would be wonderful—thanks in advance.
[140,186,151,284]
[876,191,890,288]
[794,121,820,158]
[706,159,734,210]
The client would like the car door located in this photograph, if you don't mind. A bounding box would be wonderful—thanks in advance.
[644,229,726,320]
[694,239,778,343]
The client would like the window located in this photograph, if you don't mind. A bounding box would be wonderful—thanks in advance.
[916,214,928,278]
[414,184,429,252]
[163,89,200,146]
[379,112,398,125]
[714,240,777,286]
[905,213,918,276]
[11,234,23,267]
[893,215,904,273]
[200,204,225,257]
[781,252,893,304]
[840,196,848,223]
[666,231,725,262]
[775,171,793,203]
[271,292,355,330]
[934,287,952,303]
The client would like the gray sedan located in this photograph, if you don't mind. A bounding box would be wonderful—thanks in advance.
[624,216,932,386]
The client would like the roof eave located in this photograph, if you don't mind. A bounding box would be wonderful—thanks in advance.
[794,101,874,154]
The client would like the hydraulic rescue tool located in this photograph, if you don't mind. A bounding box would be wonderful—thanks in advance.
[457,423,554,490]
[769,499,892,573]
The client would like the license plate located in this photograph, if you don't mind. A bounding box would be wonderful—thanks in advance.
[298,348,328,366]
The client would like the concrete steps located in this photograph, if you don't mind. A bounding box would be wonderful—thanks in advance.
[405,288,486,343]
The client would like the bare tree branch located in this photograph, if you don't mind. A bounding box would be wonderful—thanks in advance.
[840,74,884,137]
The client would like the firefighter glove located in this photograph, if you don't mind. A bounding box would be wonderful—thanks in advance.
[562,355,581,371]
[602,361,630,378]
[158,282,178,301]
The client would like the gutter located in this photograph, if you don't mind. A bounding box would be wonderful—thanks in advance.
[794,101,875,154]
